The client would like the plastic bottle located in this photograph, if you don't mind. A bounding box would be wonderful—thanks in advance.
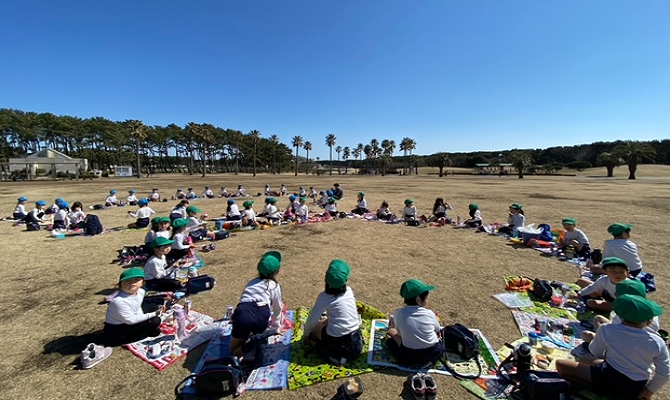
[188,266,198,278]
[174,306,187,340]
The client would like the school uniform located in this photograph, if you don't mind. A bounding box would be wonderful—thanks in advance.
[175,191,186,199]
[579,276,628,302]
[309,189,318,201]
[68,210,86,229]
[304,287,363,362]
[433,204,452,219]
[149,192,161,202]
[610,313,660,334]
[280,187,287,196]
[387,306,443,366]
[144,255,181,292]
[603,239,643,277]
[589,323,670,397]
[351,199,369,215]
[219,189,229,197]
[237,188,246,197]
[105,195,118,206]
[498,213,525,235]
[227,204,242,220]
[402,206,417,221]
[129,207,155,228]
[242,209,257,226]
[170,206,187,221]
[231,278,283,339]
[127,195,138,205]
[25,208,45,230]
[325,202,338,217]
[202,189,214,198]
[318,195,328,208]
[561,229,591,256]
[103,288,161,346]
[264,205,281,223]
[169,231,191,260]
[465,209,483,227]
[53,209,69,230]
[377,207,393,221]
[13,204,27,220]
[299,188,307,197]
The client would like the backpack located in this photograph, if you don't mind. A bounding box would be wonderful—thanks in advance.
[84,214,104,235]
[533,279,553,301]
[519,370,570,400]
[214,230,230,240]
[175,357,245,399]
[537,224,553,242]
[186,274,216,295]
[438,324,482,379]
[26,222,41,231]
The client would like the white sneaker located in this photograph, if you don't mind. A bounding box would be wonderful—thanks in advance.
[81,343,112,369]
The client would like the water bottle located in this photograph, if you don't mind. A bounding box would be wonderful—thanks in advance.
[174,306,187,340]
[188,266,198,278]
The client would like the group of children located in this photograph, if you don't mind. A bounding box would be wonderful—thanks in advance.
[12,196,88,231]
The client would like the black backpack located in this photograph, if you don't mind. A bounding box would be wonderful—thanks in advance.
[84,214,104,235]
[519,370,571,400]
[175,357,245,399]
[533,279,553,302]
[437,324,482,379]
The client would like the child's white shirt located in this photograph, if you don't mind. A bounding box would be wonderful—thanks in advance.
[127,194,138,203]
[303,287,361,338]
[54,209,68,222]
[14,204,27,216]
[392,305,441,350]
[357,199,367,209]
[130,207,155,219]
[202,189,214,197]
[295,204,309,217]
[603,239,643,273]
[579,276,626,298]
[325,203,338,212]
[105,195,118,204]
[150,192,160,200]
[144,255,177,280]
[105,289,157,325]
[239,278,283,330]
[403,206,417,218]
[242,209,256,221]
[68,209,86,223]
[265,205,280,218]
[171,232,189,250]
[228,204,241,217]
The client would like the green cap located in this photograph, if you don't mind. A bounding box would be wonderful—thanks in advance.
[616,279,646,298]
[119,267,144,282]
[510,203,522,210]
[562,217,576,225]
[186,205,201,214]
[267,197,278,204]
[602,256,628,270]
[152,216,170,225]
[325,259,351,289]
[608,223,632,236]
[257,251,282,276]
[299,197,307,203]
[150,237,174,248]
[614,294,663,324]
[404,198,414,205]
[243,200,254,208]
[469,203,478,210]
[171,218,188,229]
[400,279,435,299]
[358,191,365,196]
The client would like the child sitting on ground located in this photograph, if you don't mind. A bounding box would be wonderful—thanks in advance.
[52,201,70,230]
[497,203,525,235]
[280,184,287,197]
[127,199,155,229]
[229,251,284,358]
[575,257,631,313]
[225,199,242,221]
[25,200,48,231]
[588,223,643,278]
[351,192,369,215]
[149,188,161,202]
[103,268,165,347]
[185,205,212,241]
[186,188,197,199]
[376,200,395,221]
[299,186,307,197]
[559,217,591,257]
[324,197,339,218]
[556,294,669,400]
[13,196,28,221]
[218,186,229,198]
[169,218,194,262]
[169,199,189,221]
[262,197,281,225]
[241,200,258,227]
[174,188,186,200]
[235,185,246,197]
[144,237,183,292]
[309,187,318,204]
[201,186,214,199]
[461,203,483,228]
[431,197,453,224]
[105,190,120,207]
[387,279,443,367]
[304,260,363,365]
[402,199,418,224]
[126,189,138,206]
[144,216,171,245]
[68,201,86,230]
[294,197,309,223]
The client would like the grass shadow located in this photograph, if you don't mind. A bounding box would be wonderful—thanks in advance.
[43,330,104,356]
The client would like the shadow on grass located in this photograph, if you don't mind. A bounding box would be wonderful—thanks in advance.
[43,330,104,356]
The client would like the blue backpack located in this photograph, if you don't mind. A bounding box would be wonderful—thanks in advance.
[84,214,104,235]
[538,224,553,242]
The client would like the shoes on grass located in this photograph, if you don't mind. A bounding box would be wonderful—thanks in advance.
[423,374,438,400]
[404,373,426,400]
[81,343,112,369]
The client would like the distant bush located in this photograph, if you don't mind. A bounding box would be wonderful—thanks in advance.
[566,161,592,171]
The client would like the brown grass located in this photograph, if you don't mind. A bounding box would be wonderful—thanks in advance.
[1,165,669,400]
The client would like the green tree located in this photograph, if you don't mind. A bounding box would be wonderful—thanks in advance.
[427,152,451,177]
[249,130,261,176]
[292,135,303,176]
[507,150,534,179]
[335,145,342,174]
[303,141,312,174]
[125,119,146,178]
[270,134,279,174]
[342,146,351,174]
[613,141,656,180]
[325,133,336,175]
[400,137,416,175]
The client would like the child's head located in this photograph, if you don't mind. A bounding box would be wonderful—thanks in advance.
[267,197,277,205]
[400,279,435,306]
[468,203,478,211]
[615,279,647,298]
[404,199,414,207]
[614,294,663,325]
[109,189,117,195]
[187,187,193,192]
[238,184,243,189]
[299,197,307,204]
[171,218,188,233]
[227,199,235,206]
[72,201,83,211]
[358,191,365,200]
[138,198,149,207]
[243,200,254,210]
[257,251,282,280]
[561,217,576,231]
[324,259,350,295]
[129,189,136,195]
[118,267,145,294]
[320,190,325,195]
[177,199,189,208]
[381,200,389,208]
[186,205,201,215]
[152,188,159,192]
[434,197,444,206]
[150,237,173,256]
[328,197,336,205]
[152,216,170,231]
[55,197,65,205]
[58,201,69,210]
[289,195,297,202]
[607,223,631,239]
[509,203,522,213]
[36,200,46,209]
[17,196,27,204]
[602,257,629,285]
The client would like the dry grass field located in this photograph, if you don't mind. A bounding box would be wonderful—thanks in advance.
[1,165,669,400]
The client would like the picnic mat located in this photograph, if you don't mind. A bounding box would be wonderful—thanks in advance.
[183,310,295,394]
[367,319,500,377]
[124,309,217,370]
[287,302,385,390]
[511,310,586,350]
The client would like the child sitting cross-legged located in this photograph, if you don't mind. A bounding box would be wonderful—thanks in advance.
[144,237,183,292]
[556,294,669,400]
[575,257,630,313]
[304,260,363,365]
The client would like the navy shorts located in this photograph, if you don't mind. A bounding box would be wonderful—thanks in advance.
[386,338,444,367]
[231,301,271,340]
[314,327,364,363]
[135,217,150,228]
[590,362,646,399]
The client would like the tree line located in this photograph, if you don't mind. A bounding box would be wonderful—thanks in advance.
[0,108,664,179]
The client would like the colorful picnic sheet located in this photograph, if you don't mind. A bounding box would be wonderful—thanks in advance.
[367,319,501,378]
[287,302,385,390]
[124,309,217,370]
[510,310,586,350]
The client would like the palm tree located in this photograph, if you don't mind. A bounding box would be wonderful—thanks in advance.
[356,143,364,162]
[507,150,534,178]
[270,134,279,174]
[596,152,623,178]
[292,135,303,176]
[126,119,146,178]
[325,134,336,175]
[400,137,415,175]
[613,141,656,179]
[303,141,312,175]
[342,146,351,174]
[335,145,342,174]
[249,130,261,177]
[352,147,361,173]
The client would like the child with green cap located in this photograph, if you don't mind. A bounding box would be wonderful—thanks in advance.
[497,203,525,235]
[169,218,193,261]
[575,257,631,313]
[402,199,418,223]
[103,267,165,346]
[556,295,669,400]
[351,192,369,215]
[294,197,309,223]
[229,251,284,358]
[559,217,591,257]
[463,203,483,228]
[144,237,183,292]
[261,197,281,224]
[387,279,443,367]
[304,260,363,365]
[241,200,258,227]
[185,205,211,241]
[596,223,643,277]
[144,216,171,245]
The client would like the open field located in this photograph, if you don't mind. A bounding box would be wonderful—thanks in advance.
[1,165,669,400]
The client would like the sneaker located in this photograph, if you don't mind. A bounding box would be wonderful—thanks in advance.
[423,374,438,400]
[404,373,426,400]
[201,245,211,253]
[335,377,364,400]
[81,343,112,369]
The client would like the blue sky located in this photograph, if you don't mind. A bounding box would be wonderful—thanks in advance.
[1,1,669,159]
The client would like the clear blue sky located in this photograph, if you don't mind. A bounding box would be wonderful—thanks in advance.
[2,1,669,159]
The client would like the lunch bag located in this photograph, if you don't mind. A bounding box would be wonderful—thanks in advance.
[186,274,216,295]
[175,356,245,399]
[519,370,570,400]
[438,324,482,379]
[533,279,553,302]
